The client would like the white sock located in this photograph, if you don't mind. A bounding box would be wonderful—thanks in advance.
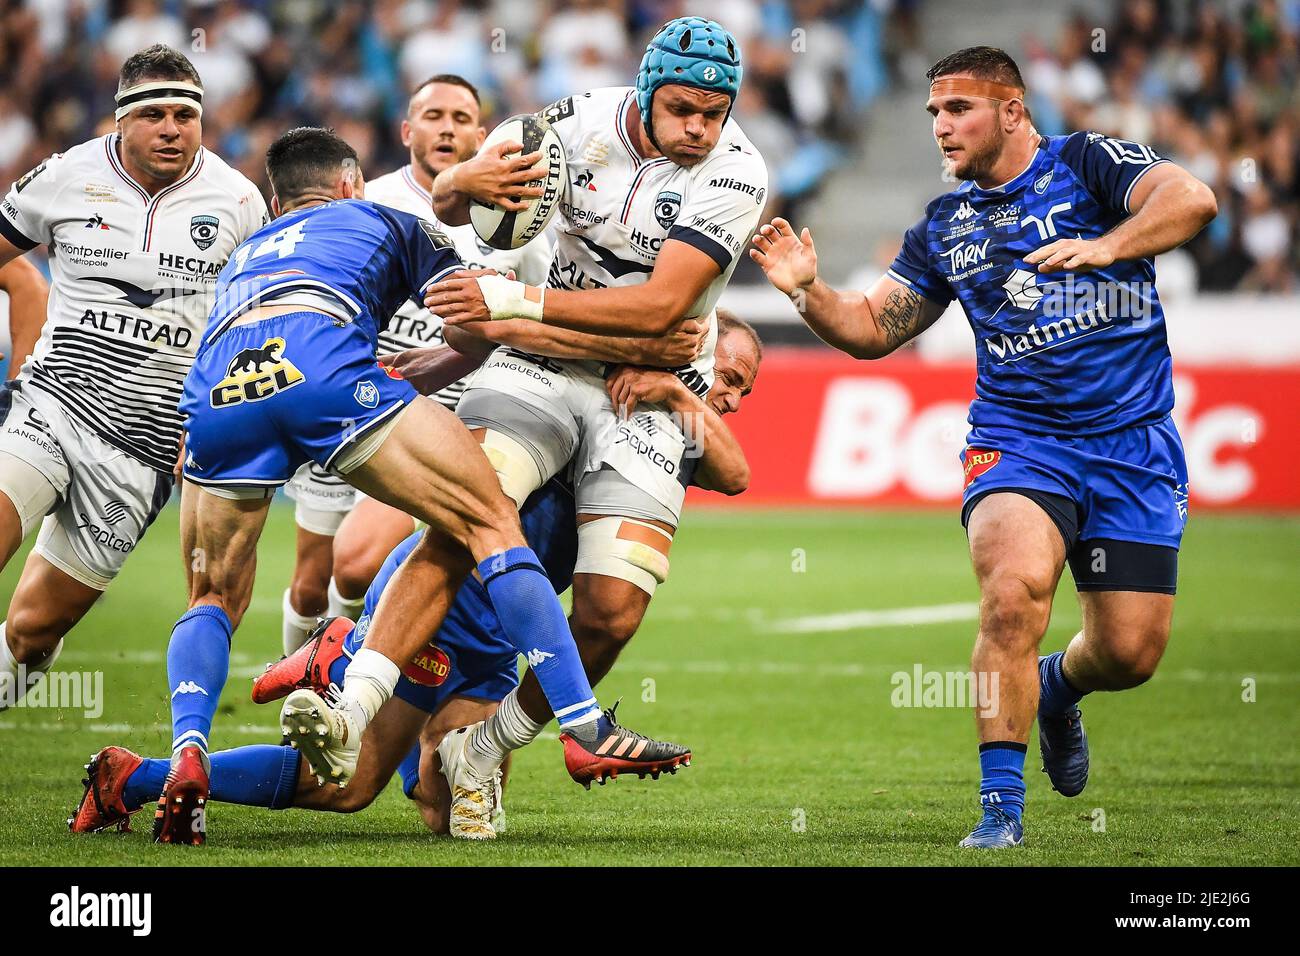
[0,623,16,709]
[465,689,551,775]
[282,589,319,657]
[0,622,63,710]
[339,647,400,731]
[327,577,366,621]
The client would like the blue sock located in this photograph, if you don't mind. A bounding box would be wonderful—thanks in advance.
[1039,651,1085,717]
[123,758,169,810]
[477,548,599,727]
[124,746,301,811]
[978,742,1026,819]
[328,646,351,689]
[399,742,421,800]
[166,605,232,754]
[209,745,301,809]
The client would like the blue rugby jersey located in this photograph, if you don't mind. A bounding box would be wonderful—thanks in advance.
[889,131,1174,436]
[202,199,463,346]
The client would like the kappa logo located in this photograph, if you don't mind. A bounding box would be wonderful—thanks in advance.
[190,214,219,250]
[654,190,682,229]
[354,380,379,408]
[962,449,1001,490]
[526,648,555,667]
[949,201,977,222]
[171,681,207,698]
[210,337,305,408]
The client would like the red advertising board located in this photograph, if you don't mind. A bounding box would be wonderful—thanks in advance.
[689,350,1300,509]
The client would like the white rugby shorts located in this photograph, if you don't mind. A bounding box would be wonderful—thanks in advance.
[457,350,693,526]
[0,384,172,589]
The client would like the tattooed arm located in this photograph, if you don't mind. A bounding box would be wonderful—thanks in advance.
[750,218,947,359]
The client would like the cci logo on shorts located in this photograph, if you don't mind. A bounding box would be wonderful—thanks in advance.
[210,337,305,408]
[403,643,451,687]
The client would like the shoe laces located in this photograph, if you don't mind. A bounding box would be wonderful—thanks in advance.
[600,698,646,741]
[323,681,343,707]
[976,802,1017,833]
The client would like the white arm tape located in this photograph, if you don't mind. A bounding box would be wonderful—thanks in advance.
[475,274,545,322]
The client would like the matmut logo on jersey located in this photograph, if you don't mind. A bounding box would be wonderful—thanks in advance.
[988,268,1115,363]
[210,337,305,408]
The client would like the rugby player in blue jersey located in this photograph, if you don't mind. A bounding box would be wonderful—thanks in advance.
[151,127,686,844]
[69,324,758,839]
[750,47,1216,849]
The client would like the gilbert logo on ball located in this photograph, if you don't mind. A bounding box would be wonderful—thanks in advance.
[470,113,567,250]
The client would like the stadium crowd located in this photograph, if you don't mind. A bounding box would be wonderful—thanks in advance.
[1,1,1296,291]
[1023,0,1300,291]
[0,0,894,231]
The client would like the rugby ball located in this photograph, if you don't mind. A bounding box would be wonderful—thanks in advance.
[469,113,566,251]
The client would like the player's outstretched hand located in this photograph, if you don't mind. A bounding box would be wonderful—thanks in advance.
[451,141,546,211]
[1024,237,1115,273]
[606,365,687,419]
[750,217,818,295]
[425,269,493,324]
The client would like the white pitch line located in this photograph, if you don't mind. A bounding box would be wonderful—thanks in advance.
[0,721,280,734]
[763,602,981,634]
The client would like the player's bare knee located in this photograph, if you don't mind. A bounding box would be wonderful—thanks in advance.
[980,575,1051,646]
[5,606,68,664]
[1099,631,1167,687]
[331,541,378,601]
[288,575,329,617]
[571,598,641,649]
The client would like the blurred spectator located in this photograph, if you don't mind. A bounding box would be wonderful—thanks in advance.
[1020,0,1300,291]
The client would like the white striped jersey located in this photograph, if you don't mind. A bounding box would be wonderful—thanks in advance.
[364,164,552,408]
[540,87,768,395]
[0,134,266,472]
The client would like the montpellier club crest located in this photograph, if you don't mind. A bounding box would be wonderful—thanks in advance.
[190,214,219,250]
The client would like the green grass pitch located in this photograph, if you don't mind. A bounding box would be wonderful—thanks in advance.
[1,505,1297,866]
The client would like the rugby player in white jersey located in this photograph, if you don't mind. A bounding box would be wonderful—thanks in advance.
[420,16,768,808]
[282,74,709,653]
[0,45,266,709]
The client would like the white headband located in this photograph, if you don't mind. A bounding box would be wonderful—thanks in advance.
[114,80,204,120]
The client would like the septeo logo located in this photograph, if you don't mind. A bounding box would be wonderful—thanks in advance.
[49,886,151,936]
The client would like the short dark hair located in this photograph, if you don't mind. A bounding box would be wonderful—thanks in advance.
[717,309,763,364]
[926,46,1025,92]
[265,127,359,204]
[118,44,202,92]
[409,74,481,113]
